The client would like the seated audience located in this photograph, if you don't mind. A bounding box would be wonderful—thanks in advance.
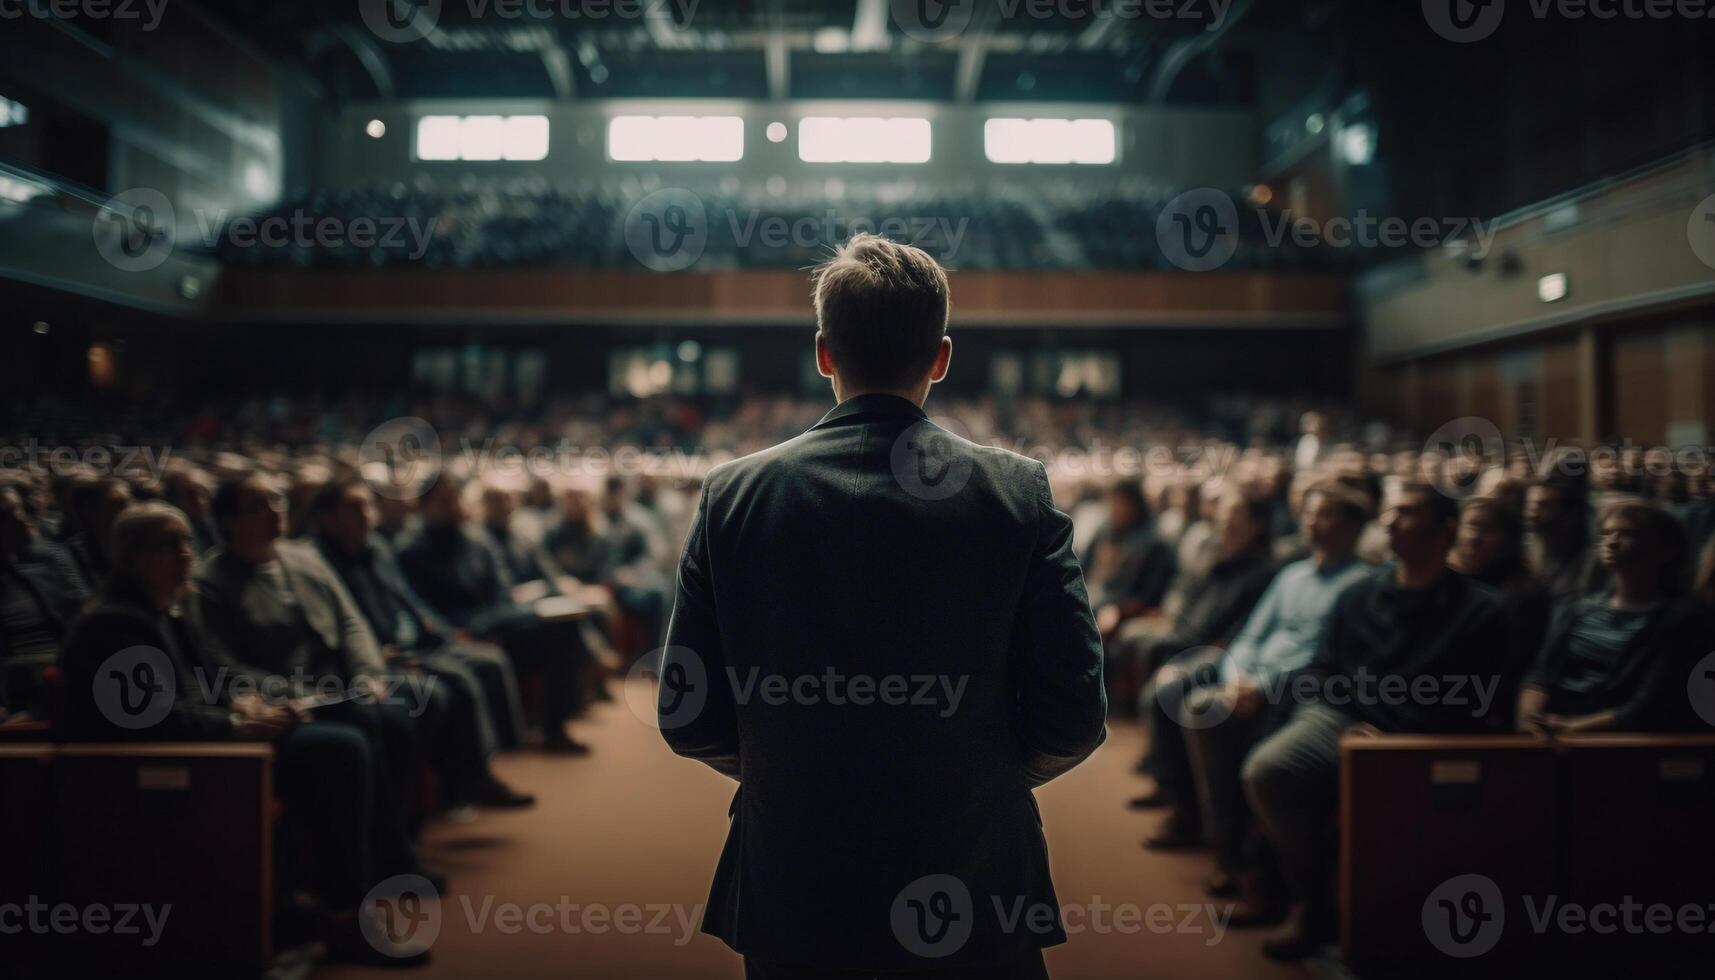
[1083,481,1177,646]
[1,485,91,716]
[64,475,133,588]
[313,480,535,809]
[1451,495,1552,716]
[1241,483,1510,961]
[193,476,441,888]
[398,473,592,753]
[1525,475,1607,604]
[1128,490,1280,811]
[1139,483,1372,911]
[1517,499,1712,734]
[57,502,430,967]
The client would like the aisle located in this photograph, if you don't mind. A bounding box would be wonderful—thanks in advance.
[323,678,1306,979]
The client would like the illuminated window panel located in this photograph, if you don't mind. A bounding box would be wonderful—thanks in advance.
[984,118,1116,165]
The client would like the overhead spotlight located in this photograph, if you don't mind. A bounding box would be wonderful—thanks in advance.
[365,119,387,139]
[1247,184,1274,206]
[766,121,788,144]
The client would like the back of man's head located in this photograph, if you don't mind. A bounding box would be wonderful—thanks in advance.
[811,234,950,391]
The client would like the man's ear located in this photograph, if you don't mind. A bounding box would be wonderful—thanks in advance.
[928,335,953,385]
[814,331,836,379]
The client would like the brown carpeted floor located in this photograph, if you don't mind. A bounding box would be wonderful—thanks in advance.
[320,678,1307,979]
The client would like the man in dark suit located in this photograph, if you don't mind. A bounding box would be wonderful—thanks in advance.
[659,234,1109,979]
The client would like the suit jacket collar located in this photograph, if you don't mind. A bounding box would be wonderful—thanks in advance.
[811,393,928,431]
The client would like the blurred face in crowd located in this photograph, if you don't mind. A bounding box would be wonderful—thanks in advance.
[1382,489,1453,568]
[525,478,553,510]
[127,514,196,608]
[376,494,412,531]
[1524,485,1574,538]
[321,484,375,556]
[0,488,33,556]
[1214,494,1263,558]
[83,480,134,556]
[481,486,515,529]
[1596,509,1651,577]
[1107,488,1140,530]
[560,489,592,528]
[1452,504,1509,577]
[168,472,212,519]
[420,478,466,528]
[222,479,285,556]
[1300,491,1357,560]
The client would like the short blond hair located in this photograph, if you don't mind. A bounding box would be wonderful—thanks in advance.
[811,233,950,389]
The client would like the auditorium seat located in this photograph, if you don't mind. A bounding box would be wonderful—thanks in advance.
[1339,734,1559,973]
[1560,734,1715,966]
[0,745,54,962]
[48,743,275,973]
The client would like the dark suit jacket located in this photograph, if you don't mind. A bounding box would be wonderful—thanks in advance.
[660,393,1108,971]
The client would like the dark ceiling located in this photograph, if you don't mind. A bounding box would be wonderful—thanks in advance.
[205,0,1260,104]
